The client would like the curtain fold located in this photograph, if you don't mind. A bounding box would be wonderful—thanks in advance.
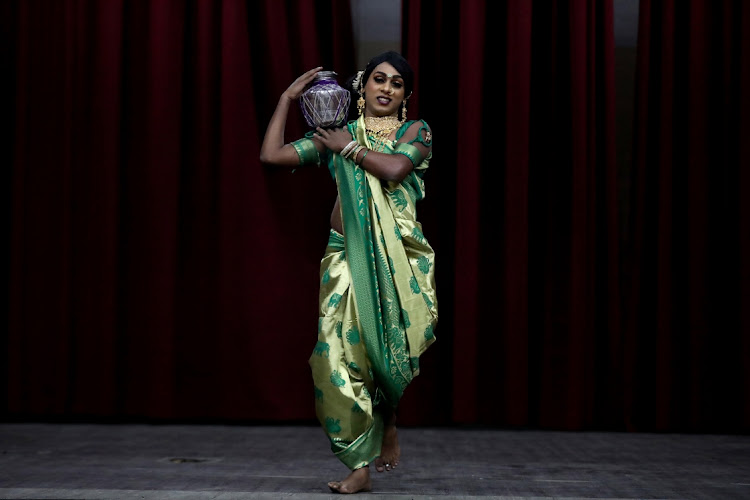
[626,0,750,432]
[6,0,355,420]
[401,0,620,430]
[6,0,748,432]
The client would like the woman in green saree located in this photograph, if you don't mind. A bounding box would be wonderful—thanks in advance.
[260,51,438,494]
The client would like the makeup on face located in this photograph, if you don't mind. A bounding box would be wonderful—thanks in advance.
[365,63,405,116]
[371,71,404,92]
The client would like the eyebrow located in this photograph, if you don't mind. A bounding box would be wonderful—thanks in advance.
[374,71,403,80]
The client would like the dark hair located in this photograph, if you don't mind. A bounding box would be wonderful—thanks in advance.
[344,50,415,121]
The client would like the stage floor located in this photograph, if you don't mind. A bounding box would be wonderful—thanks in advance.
[0,423,748,499]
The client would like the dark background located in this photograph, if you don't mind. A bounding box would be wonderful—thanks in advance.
[3,0,749,433]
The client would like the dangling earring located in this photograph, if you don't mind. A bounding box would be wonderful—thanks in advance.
[400,99,408,123]
[357,76,365,116]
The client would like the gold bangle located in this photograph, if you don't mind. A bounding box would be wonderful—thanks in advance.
[347,144,363,160]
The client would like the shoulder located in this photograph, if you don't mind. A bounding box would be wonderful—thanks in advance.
[400,119,430,133]
[397,119,433,148]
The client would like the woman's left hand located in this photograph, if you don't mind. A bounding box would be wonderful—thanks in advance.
[314,127,354,153]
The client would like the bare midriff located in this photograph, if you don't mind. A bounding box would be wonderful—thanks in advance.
[331,196,343,234]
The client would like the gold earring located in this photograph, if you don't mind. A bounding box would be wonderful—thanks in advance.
[400,99,407,123]
[357,79,365,116]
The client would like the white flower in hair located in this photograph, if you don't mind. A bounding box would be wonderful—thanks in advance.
[352,70,364,92]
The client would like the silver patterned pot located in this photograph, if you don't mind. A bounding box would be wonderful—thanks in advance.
[299,71,351,128]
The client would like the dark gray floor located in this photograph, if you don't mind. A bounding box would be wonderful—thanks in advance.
[0,423,748,499]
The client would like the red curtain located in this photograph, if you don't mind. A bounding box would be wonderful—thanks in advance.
[5,0,355,421]
[625,0,750,432]
[401,0,621,429]
[6,0,748,433]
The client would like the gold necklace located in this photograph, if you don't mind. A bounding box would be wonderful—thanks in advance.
[364,115,400,151]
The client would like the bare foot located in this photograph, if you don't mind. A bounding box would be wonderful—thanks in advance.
[328,466,371,494]
[374,413,400,473]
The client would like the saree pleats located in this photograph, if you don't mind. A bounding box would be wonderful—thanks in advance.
[310,230,383,470]
[309,115,438,471]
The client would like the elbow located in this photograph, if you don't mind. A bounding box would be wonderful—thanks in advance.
[388,171,410,183]
[387,160,414,183]
[259,149,276,166]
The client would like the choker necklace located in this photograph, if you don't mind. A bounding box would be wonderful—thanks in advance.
[364,115,401,151]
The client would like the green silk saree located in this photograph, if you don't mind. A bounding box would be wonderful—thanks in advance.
[300,115,438,470]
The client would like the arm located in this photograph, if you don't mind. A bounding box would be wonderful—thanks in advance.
[259,67,326,166]
[313,121,431,183]
[352,148,413,183]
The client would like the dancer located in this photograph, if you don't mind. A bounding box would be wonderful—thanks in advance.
[260,51,438,494]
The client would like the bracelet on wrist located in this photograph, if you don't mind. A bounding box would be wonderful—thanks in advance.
[348,145,364,160]
[356,148,369,165]
[340,140,358,158]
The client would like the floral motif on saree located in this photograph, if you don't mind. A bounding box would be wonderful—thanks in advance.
[307,115,438,470]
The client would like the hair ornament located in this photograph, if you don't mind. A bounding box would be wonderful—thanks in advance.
[352,70,364,93]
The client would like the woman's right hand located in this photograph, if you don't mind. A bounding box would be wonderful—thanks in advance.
[282,66,323,101]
